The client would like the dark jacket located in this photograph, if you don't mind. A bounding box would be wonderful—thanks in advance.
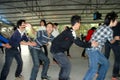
[9,29,28,48]
[112,22,120,45]
[50,28,91,53]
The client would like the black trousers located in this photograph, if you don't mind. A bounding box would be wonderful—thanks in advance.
[104,42,120,77]
[40,45,48,64]
[111,45,120,77]
[42,45,48,56]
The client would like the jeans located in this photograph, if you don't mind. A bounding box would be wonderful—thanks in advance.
[0,48,23,80]
[52,52,71,80]
[29,47,50,80]
[83,48,109,80]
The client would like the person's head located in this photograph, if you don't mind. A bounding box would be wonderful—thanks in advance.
[98,23,102,26]
[104,11,118,27]
[40,19,46,26]
[46,22,54,34]
[91,27,96,30]
[16,19,26,30]
[64,26,69,30]
[13,26,17,31]
[53,23,58,29]
[71,15,81,31]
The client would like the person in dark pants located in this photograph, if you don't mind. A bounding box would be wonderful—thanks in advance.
[37,19,48,65]
[81,27,96,57]
[65,26,72,58]
[39,20,48,57]
[0,35,11,51]
[50,15,98,80]
[104,41,111,59]
[0,20,36,80]
[104,22,120,80]
[0,33,10,54]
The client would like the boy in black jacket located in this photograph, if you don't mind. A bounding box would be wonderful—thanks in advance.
[50,15,98,80]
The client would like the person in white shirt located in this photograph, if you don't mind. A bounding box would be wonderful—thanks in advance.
[52,23,59,37]
[39,19,46,31]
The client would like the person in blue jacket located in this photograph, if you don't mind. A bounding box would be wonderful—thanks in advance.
[0,19,36,80]
[0,35,11,48]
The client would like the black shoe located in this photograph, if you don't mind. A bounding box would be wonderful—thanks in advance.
[81,54,86,57]
[41,76,51,80]
[67,54,72,58]
[117,74,120,77]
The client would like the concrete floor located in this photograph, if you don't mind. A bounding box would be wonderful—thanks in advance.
[0,44,116,80]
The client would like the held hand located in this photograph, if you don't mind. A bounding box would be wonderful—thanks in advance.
[29,42,37,46]
[2,43,11,48]
[114,36,120,40]
[31,42,37,46]
[45,43,49,46]
[91,41,99,47]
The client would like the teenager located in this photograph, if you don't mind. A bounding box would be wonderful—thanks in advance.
[29,22,54,80]
[104,22,120,80]
[0,20,36,80]
[81,27,96,57]
[83,11,119,80]
[0,35,11,49]
[50,15,98,80]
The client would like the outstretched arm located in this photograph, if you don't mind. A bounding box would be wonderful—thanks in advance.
[74,37,98,48]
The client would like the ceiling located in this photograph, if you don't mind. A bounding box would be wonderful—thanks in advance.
[0,0,120,27]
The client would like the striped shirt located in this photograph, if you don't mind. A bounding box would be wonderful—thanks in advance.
[90,25,113,51]
[31,30,54,49]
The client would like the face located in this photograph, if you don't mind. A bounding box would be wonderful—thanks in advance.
[54,25,57,29]
[73,22,81,31]
[46,24,53,34]
[40,21,45,26]
[110,19,118,27]
[19,22,26,31]
[112,20,118,27]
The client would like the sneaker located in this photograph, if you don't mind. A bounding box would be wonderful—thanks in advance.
[41,76,51,80]
[111,77,118,80]
[15,75,24,80]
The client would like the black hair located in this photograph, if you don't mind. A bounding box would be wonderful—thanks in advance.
[46,22,54,27]
[13,26,17,31]
[40,19,46,26]
[98,23,102,26]
[104,11,118,26]
[71,15,81,26]
[91,27,97,30]
[16,19,25,28]
[66,26,69,29]
[54,23,58,26]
